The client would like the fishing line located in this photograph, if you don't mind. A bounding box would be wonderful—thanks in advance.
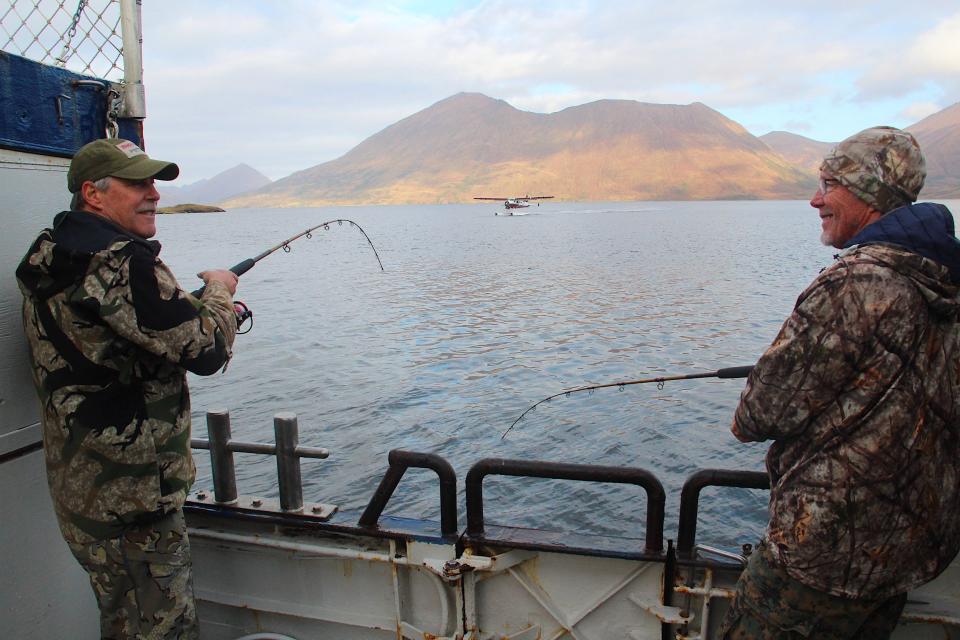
[501,365,754,439]
[190,218,384,332]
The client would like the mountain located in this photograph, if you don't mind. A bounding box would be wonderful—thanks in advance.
[759,131,835,174]
[223,93,815,207]
[158,163,271,205]
[761,104,960,200]
[908,102,960,199]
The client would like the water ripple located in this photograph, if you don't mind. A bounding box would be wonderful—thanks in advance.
[158,199,843,549]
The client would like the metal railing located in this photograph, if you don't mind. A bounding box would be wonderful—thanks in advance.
[676,469,769,560]
[190,409,329,513]
[465,458,667,554]
[359,450,458,536]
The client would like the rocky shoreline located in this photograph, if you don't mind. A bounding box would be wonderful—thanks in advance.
[157,204,226,214]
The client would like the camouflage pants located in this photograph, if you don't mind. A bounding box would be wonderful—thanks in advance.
[68,510,199,640]
[717,541,906,639]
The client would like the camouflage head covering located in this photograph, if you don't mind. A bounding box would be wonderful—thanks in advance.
[820,126,926,213]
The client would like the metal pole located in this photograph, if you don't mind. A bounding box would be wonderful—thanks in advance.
[118,0,146,119]
[206,410,238,504]
[274,412,304,512]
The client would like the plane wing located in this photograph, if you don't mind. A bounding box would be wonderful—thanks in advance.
[474,195,554,201]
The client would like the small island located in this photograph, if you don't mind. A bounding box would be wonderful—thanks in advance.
[158,204,226,214]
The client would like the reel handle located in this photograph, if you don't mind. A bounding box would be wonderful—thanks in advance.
[233,300,253,334]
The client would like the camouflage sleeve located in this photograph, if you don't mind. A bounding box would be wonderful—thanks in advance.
[733,260,882,442]
[91,244,236,375]
[194,280,237,371]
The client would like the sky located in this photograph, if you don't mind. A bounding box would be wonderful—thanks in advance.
[135,0,960,185]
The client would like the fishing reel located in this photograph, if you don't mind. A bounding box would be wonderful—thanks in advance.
[234,301,253,334]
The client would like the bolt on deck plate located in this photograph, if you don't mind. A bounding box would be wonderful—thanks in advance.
[188,491,338,520]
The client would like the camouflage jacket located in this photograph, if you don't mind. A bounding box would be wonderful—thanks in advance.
[16,210,237,545]
[734,203,960,599]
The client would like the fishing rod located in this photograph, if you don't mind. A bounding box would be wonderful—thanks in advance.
[191,218,385,331]
[501,365,755,439]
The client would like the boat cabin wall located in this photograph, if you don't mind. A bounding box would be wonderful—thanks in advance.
[0,53,130,639]
[0,147,101,638]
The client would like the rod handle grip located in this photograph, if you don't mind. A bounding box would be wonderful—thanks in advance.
[190,258,256,298]
[229,258,256,277]
[717,365,754,379]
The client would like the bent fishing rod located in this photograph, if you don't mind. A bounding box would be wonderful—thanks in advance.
[501,364,755,439]
[191,219,385,332]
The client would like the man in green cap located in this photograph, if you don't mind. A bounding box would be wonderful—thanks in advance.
[720,126,960,638]
[16,138,239,638]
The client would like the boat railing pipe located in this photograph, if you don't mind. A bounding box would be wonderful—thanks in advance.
[358,450,458,537]
[191,410,329,512]
[465,458,666,554]
[676,469,769,560]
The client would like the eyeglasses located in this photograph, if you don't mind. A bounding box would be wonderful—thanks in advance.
[819,176,841,195]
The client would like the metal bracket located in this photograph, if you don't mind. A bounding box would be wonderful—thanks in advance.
[458,548,538,573]
[696,543,747,565]
[189,490,338,520]
[629,593,693,625]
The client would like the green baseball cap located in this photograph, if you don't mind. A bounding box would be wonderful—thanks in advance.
[67,138,179,193]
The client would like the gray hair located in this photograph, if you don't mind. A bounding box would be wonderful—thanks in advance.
[71,176,113,210]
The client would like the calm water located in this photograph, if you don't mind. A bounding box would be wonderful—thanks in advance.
[155,199,954,550]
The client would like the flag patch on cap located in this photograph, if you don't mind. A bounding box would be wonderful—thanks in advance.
[115,140,146,158]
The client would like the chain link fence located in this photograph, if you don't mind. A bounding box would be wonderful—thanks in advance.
[1,0,124,80]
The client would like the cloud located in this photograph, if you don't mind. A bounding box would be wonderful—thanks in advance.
[137,1,960,184]
[898,101,944,123]
[856,11,960,99]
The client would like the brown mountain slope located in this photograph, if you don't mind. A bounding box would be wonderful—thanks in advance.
[908,102,960,199]
[759,131,835,174]
[224,93,815,207]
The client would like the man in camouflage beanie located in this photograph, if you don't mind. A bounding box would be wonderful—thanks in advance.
[720,127,960,638]
[16,138,240,639]
[820,126,925,214]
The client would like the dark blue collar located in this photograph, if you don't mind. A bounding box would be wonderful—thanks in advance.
[844,202,960,283]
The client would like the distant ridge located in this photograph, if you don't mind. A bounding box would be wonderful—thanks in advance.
[908,102,960,199]
[223,93,816,207]
[761,106,960,202]
[760,131,835,174]
[159,163,271,205]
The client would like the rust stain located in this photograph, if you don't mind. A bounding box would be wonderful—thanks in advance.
[394,623,441,639]
[519,556,543,591]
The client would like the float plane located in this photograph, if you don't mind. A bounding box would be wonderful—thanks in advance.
[474,195,554,215]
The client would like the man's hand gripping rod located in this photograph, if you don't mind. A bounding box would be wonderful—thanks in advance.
[501,365,755,439]
[190,219,385,331]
